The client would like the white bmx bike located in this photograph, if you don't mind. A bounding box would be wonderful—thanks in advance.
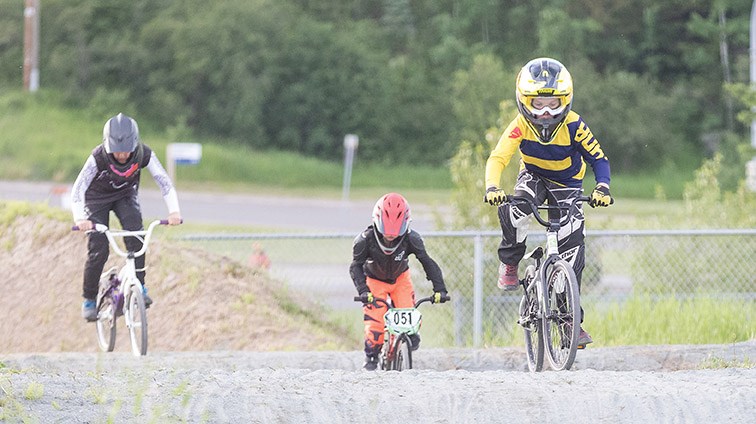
[75,219,170,356]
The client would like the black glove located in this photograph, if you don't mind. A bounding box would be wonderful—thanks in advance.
[589,184,613,208]
[358,292,374,304]
[484,186,505,206]
[432,291,449,304]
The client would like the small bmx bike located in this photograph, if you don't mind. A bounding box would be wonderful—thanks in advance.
[354,293,450,371]
[505,194,590,372]
[75,219,171,356]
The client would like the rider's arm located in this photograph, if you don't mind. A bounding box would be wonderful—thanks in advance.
[144,150,181,215]
[573,116,611,186]
[485,118,522,189]
[349,230,370,295]
[407,231,446,293]
[71,155,97,222]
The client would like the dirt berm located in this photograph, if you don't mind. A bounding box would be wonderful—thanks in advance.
[0,202,358,354]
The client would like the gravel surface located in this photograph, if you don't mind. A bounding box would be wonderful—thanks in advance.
[1,342,754,423]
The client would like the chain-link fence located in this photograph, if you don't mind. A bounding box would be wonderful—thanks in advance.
[180,229,756,348]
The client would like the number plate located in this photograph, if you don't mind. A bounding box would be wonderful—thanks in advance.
[384,308,422,335]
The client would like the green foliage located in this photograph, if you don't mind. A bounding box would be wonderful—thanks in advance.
[447,100,518,230]
[451,54,510,146]
[1,0,748,171]
[629,153,756,294]
[588,295,756,345]
[682,152,756,228]
[571,60,701,172]
[23,382,44,400]
[698,357,754,369]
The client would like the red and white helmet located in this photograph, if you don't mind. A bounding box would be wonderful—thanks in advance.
[372,193,411,253]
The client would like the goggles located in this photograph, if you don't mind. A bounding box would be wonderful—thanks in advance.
[526,96,566,116]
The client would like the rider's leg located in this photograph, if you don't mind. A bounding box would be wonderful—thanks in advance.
[363,277,390,366]
[82,206,112,300]
[550,186,592,346]
[390,271,420,350]
[81,205,112,321]
[114,195,145,283]
[496,171,547,289]
[114,195,152,307]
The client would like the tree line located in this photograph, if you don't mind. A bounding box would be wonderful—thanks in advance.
[0,0,751,173]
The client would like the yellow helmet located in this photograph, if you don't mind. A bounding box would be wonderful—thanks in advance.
[515,58,573,143]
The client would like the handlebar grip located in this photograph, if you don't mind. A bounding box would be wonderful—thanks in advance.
[159,220,169,225]
[71,226,79,231]
[353,296,363,302]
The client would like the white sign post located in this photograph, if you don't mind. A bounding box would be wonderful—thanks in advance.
[747,158,756,192]
[342,134,359,201]
[166,142,202,183]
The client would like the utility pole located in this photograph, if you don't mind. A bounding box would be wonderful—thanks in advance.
[751,0,756,148]
[748,0,756,191]
[23,0,40,92]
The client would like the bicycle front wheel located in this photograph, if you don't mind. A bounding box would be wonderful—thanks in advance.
[392,335,412,371]
[518,265,544,372]
[543,260,580,371]
[95,295,117,352]
[127,285,148,356]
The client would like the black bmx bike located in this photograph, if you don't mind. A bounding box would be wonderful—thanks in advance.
[506,194,591,372]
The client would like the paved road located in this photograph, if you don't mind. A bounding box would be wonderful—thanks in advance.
[0,180,440,233]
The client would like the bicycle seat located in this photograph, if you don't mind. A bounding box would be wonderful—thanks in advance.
[524,246,544,261]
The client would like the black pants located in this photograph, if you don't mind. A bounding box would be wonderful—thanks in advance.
[496,170,586,286]
[82,195,144,300]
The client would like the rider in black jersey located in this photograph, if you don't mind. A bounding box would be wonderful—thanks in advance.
[71,113,182,321]
[350,193,447,370]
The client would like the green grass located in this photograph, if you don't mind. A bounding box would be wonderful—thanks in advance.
[587,295,756,346]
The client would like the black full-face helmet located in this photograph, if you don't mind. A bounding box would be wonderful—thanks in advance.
[102,113,143,172]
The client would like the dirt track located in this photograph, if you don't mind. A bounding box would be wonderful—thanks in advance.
[1,342,754,423]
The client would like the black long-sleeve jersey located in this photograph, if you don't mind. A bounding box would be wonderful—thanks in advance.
[349,226,445,294]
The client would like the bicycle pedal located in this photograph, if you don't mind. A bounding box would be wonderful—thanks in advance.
[577,344,587,350]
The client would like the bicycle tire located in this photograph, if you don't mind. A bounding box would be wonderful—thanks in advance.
[393,335,412,371]
[543,260,580,371]
[127,284,148,356]
[519,265,544,372]
[95,295,117,352]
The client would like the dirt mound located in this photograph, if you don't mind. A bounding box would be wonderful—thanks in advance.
[0,205,358,353]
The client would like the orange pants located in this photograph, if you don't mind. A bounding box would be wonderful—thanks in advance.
[363,271,415,353]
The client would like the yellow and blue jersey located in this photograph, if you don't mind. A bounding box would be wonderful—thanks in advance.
[485,111,610,188]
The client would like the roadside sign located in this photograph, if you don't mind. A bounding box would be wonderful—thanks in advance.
[166,143,202,182]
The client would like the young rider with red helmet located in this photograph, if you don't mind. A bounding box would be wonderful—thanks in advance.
[72,113,183,321]
[484,58,613,347]
[350,193,448,370]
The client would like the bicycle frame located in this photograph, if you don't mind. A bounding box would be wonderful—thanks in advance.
[508,194,589,371]
[84,219,168,356]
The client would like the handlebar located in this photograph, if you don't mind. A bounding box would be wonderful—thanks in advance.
[71,219,179,258]
[504,195,589,229]
[353,294,451,308]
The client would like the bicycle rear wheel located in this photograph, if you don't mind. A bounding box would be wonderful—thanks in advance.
[518,265,544,372]
[127,285,148,356]
[543,260,580,371]
[392,335,412,371]
[95,295,117,352]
